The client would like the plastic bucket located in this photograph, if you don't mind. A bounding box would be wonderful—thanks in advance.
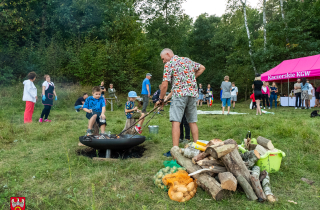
[255,149,286,173]
[148,125,159,134]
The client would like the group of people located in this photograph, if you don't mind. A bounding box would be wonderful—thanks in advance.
[196,79,239,115]
[250,80,278,112]
[294,78,317,109]
[23,72,57,123]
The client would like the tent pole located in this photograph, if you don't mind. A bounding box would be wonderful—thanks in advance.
[281,81,283,95]
[288,78,289,106]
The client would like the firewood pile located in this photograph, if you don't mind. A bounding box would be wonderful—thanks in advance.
[170,137,277,202]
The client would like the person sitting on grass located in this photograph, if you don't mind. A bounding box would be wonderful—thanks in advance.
[23,72,38,123]
[82,86,107,136]
[124,91,145,134]
[74,93,88,112]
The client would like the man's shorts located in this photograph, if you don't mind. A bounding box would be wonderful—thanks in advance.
[308,94,313,100]
[169,96,197,123]
[86,111,107,127]
[221,98,231,107]
[231,95,237,101]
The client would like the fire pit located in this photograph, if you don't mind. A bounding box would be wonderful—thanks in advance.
[79,134,146,158]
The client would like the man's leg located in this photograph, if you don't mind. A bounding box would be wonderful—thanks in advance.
[184,115,190,140]
[172,122,181,146]
[142,94,148,113]
[189,123,198,143]
[180,120,184,140]
[100,124,106,133]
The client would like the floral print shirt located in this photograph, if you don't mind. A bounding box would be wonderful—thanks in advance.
[125,101,135,119]
[163,55,201,99]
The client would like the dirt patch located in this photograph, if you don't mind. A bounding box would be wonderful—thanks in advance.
[76,145,146,159]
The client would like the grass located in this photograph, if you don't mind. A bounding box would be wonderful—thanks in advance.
[0,85,319,209]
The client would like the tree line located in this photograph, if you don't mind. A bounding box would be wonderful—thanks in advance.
[1,0,320,99]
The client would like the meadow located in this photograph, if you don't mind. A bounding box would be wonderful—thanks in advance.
[0,84,319,210]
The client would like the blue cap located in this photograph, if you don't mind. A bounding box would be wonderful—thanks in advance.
[128,91,138,98]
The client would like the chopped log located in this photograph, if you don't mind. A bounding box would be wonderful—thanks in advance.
[205,139,237,159]
[262,173,276,202]
[197,159,225,167]
[237,175,257,200]
[218,172,237,192]
[241,150,260,168]
[171,146,229,200]
[189,165,227,176]
[93,122,100,135]
[249,144,257,151]
[205,139,223,147]
[221,144,251,183]
[259,170,268,182]
[255,145,268,156]
[180,147,200,159]
[257,136,274,150]
[192,152,209,164]
[250,175,266,201]
[208,156,215,160]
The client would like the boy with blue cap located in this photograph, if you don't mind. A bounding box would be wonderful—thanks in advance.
[124,91,145,134]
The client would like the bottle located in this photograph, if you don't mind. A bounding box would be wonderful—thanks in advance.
[196,140,209,147]
[191,143,206,152]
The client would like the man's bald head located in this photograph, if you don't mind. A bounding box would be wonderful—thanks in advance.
[160,48,174,64]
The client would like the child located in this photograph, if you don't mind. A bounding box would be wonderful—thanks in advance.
[124,91,145,134]
[250,91,256,109]
[152,85,161,114]
[82,86,107,135]
[23,72,38,123]
[231,82,238,109]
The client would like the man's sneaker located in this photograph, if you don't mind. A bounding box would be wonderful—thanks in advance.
[86,129,93,136]
[179,139,183,143]
[44,119,51,122]
[163,151,172,157]
[76,109,80,112]
[233,107,235,109]
[295,107,297,109]
[39,118,43,123]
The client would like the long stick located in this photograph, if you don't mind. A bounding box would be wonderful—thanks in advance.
[117,100,168,136]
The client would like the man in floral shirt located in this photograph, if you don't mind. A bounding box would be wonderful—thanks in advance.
[158,48,206,156]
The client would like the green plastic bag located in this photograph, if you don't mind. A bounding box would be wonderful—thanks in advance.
[163,160,183,168]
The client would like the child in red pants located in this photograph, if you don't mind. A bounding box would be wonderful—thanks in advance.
[23,72,38,123]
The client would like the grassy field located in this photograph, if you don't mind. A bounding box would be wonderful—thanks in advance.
[0,85,319,210]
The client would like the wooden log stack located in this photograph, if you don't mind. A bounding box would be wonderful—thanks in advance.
[171,137,277,203]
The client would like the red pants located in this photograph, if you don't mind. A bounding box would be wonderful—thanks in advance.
[24,101,35,123]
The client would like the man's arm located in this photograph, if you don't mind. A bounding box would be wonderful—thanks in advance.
[195,65,205,78]
[146,84,150,97]
[159,81,168,100]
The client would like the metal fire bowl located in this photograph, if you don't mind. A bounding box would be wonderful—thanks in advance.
[79,134,146,150]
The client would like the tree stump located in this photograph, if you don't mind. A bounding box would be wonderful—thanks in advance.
[197,159,225,167]
[218,172,237,192]
[171,146,230,201]
[205,140,237,159]
[255,145,268,156]
[241,150,260,168]
[192,152,209,164]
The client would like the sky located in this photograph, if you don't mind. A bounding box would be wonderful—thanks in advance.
[182,0,261,20]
